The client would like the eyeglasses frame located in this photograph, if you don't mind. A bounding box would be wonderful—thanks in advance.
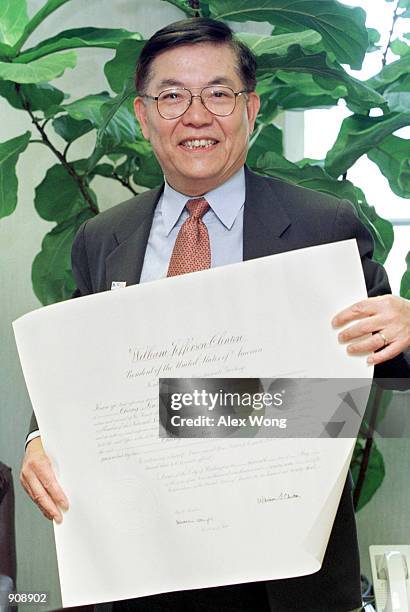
[142,85,250,119]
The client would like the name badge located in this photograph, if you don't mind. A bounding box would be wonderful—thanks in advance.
[111,281,127,290]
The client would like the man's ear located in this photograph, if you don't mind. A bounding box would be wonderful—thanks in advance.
[246,92,260,135]
[134,97,150,140]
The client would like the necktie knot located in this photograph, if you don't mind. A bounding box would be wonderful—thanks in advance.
[186,197,209,220]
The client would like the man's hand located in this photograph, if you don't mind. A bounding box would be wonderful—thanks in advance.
[20,437,69,523]
[332,295,410,365]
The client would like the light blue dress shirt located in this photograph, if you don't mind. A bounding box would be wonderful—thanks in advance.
[139,166,246,282]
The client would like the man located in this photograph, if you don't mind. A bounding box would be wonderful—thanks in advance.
[21,18,410,612]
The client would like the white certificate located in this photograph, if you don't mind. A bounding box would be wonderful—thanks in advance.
[13,239,372,607]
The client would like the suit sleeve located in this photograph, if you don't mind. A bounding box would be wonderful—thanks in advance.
[335,200,409,388]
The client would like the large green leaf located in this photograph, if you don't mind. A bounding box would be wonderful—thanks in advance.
[0,81,65,111]
[257,76,338,116]
[384,74,410,113]
[325,112,410,178]
[351,439,385,511]
[209,0,368,69]
[390,38,410,58]
[256,152,394,263]
[352,186,394,264]
[32,208,95,305]
[238,30,321,56]
[256,150,358,199]
[160,0,197,16]
[275,70,346,99]
[256,48,385,113]
[366,28,381,54]
[0,42,14,59]
[247,123,283,167]
[95,80,135,147]
[64,93,138,150]
[63,93,110,125]
[368,135,410,199]
[0,131,30,219]
[35,164,92,222]
[12,0,72,54]
[52,115,94,143]
[92,162,115,178]
[104,39,146,94]
[132,151,163,188]
[0,0,28,47]
[18,28,141,63]
[0,51,76,83]
[366,55,410,92]
[400,251,410,299]
[100,96,139,147]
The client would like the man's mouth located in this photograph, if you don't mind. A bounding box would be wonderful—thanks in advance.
[179,138,218,150]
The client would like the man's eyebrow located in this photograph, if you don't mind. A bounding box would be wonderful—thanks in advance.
[155,77,237,89]
[156,79,185,89]
[207,77,236,87]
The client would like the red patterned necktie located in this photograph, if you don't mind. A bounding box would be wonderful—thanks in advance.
[167,197,211,277]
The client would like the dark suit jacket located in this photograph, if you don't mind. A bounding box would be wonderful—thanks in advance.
[29,167,409,611]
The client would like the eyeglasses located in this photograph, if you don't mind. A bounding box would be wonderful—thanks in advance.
[143,85,249,119]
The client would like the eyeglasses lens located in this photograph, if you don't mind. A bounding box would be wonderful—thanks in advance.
[157,87,236,118]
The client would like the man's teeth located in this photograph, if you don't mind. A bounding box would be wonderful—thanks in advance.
[182,139,217,149]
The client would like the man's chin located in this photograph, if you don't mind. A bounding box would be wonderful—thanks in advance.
[168,168,227,195]
[180,158,234,180]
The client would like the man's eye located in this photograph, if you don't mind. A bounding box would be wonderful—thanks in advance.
[212,90,228,98]
[162,92,183,101]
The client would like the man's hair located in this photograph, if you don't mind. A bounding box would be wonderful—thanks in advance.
[135,18,257,94]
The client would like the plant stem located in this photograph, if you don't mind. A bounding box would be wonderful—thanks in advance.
[63,141,71,159]
[15,85,98,215]
[353,384,384,511]
[13,0,72,55]
[112,172,138,196]
[382,0,400,67]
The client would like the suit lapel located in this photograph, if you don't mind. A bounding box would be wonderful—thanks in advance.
[243,167,291,261]
[105,167,291,290]
[105,185,164,289]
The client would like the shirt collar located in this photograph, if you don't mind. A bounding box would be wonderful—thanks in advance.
[161,166,245,236]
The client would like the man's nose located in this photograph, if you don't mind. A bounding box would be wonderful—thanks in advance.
[181,95,213,125]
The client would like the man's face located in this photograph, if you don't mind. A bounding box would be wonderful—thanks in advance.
[134,43,260,196]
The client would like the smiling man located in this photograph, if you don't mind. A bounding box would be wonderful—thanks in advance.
[134,41,259,196]
[21,17,410,612]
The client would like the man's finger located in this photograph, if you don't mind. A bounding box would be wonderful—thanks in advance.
[36,462,69,511]
[21,437,69,521]
[345,333,385,356]
[21,472,63,523]
[332,299,378,328]
[367,341,402,365]
[338,317,383,343]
